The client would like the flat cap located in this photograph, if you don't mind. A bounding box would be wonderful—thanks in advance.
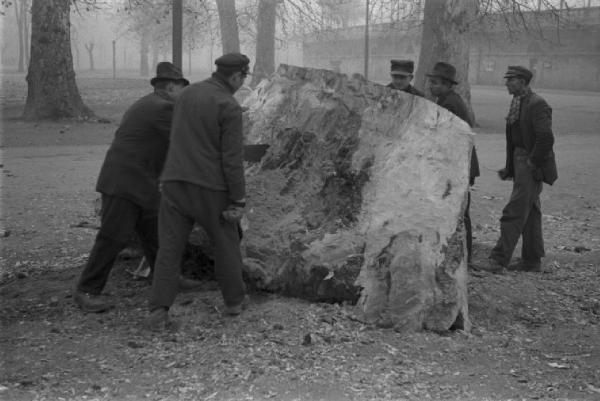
[215,53,251,74]
[390,59,414,75]
[504,65,533,82]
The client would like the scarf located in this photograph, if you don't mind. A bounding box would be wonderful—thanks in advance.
[506,87,532,125]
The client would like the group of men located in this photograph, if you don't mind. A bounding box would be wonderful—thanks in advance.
[387,58,556,273]
[72,52,557,329]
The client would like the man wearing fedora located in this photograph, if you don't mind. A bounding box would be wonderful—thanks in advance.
[387,59,424,97]
[477,66,557,274]
[145,53,252,329]
[426,61,480,264]
[73,62,190,313]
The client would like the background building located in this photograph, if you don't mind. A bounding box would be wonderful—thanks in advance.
[302,5,600,91]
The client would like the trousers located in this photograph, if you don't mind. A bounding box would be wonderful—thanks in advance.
[77,194,158,295]
[149,181,246,310]
[490,148,544,266]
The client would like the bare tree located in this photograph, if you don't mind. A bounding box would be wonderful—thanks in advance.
[216,0,240,53]
[23,0,93,119]
[84,41,95,70]
[414,0,477,110]
[13,0,30,72]
[251,0,281,86]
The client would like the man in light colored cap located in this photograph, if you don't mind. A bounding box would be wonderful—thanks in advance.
[476,65,557,274]
[387,59,424,97]
[426,61,480,264]
[145,53,252,329]
[73,62,192,313]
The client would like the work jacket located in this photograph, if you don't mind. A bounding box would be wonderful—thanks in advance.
[96,90,174,210]
[161,73,246,201]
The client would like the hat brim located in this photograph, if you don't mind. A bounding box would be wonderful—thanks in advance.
[503,73,521,79]
[426,73,458,85]
[390,71,412,76]
[150,77,190,86]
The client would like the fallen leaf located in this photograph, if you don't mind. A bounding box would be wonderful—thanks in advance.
[547,362,570,369]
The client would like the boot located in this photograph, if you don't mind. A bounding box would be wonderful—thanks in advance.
[73,291,114,313]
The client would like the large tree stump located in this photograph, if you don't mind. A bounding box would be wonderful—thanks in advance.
[238,65,474,332]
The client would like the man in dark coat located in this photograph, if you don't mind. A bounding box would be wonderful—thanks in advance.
[145,53,251,329]
[386,59,424,97]
[73,62,189,313]
[477,66,557,274]
[427,61,480,263]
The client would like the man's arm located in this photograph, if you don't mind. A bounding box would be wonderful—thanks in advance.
[220,101,246,202]
[529,97,554,166]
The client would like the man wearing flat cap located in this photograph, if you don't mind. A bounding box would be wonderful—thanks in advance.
[146,53,252,328]
[74,62,190,313]
[477,66,557,274]
[427,61,480,264]
[387,59,424,97]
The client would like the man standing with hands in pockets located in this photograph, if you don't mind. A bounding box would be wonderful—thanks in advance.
[145,53,251,329]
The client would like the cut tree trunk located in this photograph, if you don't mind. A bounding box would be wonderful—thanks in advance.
[236,65,474,332]
[23,0,94,120]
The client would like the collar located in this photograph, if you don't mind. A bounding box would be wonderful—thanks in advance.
[211,72,235,94]
[153,88,173,102]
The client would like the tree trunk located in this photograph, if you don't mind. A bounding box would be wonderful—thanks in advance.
[140,30,150,76]
[250,0,279,87]
[216,0,240,54]
[84,42,94,71]
[23,0,94,120]
[15,0,24,72]
[414,0,476,118]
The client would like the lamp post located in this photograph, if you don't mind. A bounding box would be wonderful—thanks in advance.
[173,0,183,69]
[364,0,369,79]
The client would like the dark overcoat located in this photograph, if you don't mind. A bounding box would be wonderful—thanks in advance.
[386,83,425,97]
[436,91,480,184]
[96,90,174,210]
[504,91,557,185]
[161,73,245,201]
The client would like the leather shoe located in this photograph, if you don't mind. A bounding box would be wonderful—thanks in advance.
[223,295,250,316]
[178,275,204,292]
[473,258,505,274]
[507,258,542,272]
[143,307,179,331]
[73,291,114,313]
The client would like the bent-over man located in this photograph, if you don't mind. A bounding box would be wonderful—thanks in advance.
[74,62,189,313]
[477,66,557,274]
[145,53,251,329]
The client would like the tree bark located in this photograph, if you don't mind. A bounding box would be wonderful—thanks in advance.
[251,0,280,87]
[84,42,94,71]
[216,0,240,54]
[414,0,476,118]
[23,0,94,120]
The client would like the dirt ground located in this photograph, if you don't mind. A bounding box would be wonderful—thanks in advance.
[1,71,599,401]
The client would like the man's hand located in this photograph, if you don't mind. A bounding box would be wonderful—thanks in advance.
[497,168,510,181]
[527,159,543,181]
[221,199,246,223]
